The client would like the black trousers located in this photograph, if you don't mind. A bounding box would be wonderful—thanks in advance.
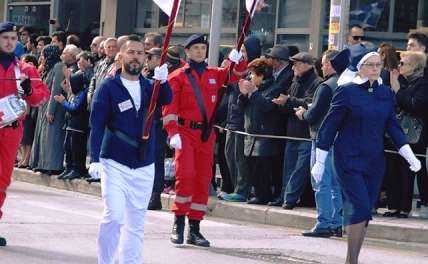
[385,139,425,212]
[69,130,88,173]
[215,131,233,193]
[246,156,273,202]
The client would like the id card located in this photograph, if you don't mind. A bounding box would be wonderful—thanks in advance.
[118,99,133,112]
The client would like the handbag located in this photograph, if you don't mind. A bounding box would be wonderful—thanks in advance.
[396,111,423,144]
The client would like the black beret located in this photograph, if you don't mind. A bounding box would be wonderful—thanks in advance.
[0,22,17,34]
[184,34,208,49]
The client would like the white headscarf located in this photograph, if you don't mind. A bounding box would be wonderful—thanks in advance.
[337,52,383,86]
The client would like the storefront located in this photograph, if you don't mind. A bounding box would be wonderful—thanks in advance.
[5,0,101,45]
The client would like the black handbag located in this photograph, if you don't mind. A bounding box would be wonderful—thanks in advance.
[396,111,423,144]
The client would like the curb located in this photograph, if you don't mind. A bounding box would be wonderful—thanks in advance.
[13,168,428,244]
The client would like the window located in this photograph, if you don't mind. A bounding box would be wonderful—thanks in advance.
[278,0,312,28]
[8,4,50,34]
[349,0,389,32]
[393,0,418,32]
[136,0,156,28]
[277,34,309,52]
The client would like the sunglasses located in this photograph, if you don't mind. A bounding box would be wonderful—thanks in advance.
[399,61,411,67]
[352,35,365,41]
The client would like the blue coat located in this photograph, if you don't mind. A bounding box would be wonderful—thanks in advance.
[90,72,172,169]
[316,80,407,225]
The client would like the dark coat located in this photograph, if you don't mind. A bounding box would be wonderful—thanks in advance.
[303,74,338,139]
[238,78,284,157]
[395,73,428,144]
[279,68,321,139]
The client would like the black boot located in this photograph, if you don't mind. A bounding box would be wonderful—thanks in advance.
[148,192,162,210]
[187,219,210,247]
[170,215,185,245]
[0,236,6,247]
[63,170,83,180]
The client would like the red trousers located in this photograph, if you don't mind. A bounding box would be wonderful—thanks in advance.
[0,127,22,220]
[172,129,215,220]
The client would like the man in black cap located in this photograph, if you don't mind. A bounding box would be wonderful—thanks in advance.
[163,34,242,247]
[272,51,322,210]
[294,49,350,238]
[264,45,295,206]
[0,22,49,247]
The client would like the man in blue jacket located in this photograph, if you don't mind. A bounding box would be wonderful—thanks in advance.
[88,35,172,264]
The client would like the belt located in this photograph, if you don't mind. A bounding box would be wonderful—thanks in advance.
[106,127,139,148]
[178,117,204,130]
[4,121,19,129]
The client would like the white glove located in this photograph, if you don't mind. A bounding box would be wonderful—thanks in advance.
[228,49,243,64]
[311,148,328,184]
[169,134,182,150]
[154,63,168,83]
[88,162,104,179]
[399,144,422,172]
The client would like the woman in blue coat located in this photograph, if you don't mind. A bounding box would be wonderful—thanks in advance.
[312,52,421,264]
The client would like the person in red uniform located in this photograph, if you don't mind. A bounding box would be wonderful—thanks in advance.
[0,22,49,247]
[163,34,242,247]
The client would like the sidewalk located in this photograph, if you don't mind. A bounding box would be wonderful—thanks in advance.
[12,168,428,244]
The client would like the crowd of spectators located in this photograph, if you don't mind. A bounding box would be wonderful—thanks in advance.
[13,25,428,237]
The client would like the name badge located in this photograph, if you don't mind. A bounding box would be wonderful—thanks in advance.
[209,79,216,85]
[118,99,133,112]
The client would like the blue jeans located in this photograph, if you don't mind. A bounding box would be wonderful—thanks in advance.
[282,140,312,204]
[310,142,343,230]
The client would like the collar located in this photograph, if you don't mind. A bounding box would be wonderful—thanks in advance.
[296,68,315,82]
[352,75,383,85]
[273,64,288,78]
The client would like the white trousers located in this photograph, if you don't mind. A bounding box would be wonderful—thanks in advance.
[97,158,155,264]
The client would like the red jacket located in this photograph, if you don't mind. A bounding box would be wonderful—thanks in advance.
[0,60,50,120]
[162,63,229,137]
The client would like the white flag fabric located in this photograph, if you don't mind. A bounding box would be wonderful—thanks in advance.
[153,0,181,17]
[245,0,266,15]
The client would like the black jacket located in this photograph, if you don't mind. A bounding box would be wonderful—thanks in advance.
[279,68,322,139]
[396,72,428,143]
[238,78,284,157]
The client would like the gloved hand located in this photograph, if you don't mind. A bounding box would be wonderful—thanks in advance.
[311,148,328,184]
[169,134,182,150]
[399,144,421,172]
[19,77,32,96]
[228,49,243,64]
[88,162,104,179]
[154,64,168,83]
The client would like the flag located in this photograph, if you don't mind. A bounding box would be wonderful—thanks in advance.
[153,0,181,17]
[245,0,267,14]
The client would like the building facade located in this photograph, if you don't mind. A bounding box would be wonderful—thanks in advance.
[3,0,428,55]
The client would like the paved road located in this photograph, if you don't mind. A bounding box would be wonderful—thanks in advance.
[1,182,427,264]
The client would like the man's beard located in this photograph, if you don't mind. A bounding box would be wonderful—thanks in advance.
[124,61,144,75]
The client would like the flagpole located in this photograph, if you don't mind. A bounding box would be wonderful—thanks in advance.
[142,0,180,141]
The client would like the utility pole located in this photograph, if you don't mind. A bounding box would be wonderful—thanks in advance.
[328,0,350,50]
[208,0,223,66]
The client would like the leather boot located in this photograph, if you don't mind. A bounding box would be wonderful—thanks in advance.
[187,219,210,247]
[0,236,6,247]
[170,215,185,245]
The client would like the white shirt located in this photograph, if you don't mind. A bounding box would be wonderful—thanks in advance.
[121,77,141,111]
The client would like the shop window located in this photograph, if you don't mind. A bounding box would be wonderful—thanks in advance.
[136,0,156,28]
[277,34,309,52]
[349,0,389,32]
[278,0,312,28]
[393,0,418,32]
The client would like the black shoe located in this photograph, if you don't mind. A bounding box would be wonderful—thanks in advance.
[170,215,185,245]
[282,203,296,210]
[268,198,283,207]
[0,236,6,247]
[187,219,210,247]
[397,212,409,218]
[57,169,72,179]
[302,228,332,238]
[86,177,101,183]
[383,210,400,217]
[148,192,162,210]
[247,197,268,205]
[331,226,343,237]
[63,170,83,180]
